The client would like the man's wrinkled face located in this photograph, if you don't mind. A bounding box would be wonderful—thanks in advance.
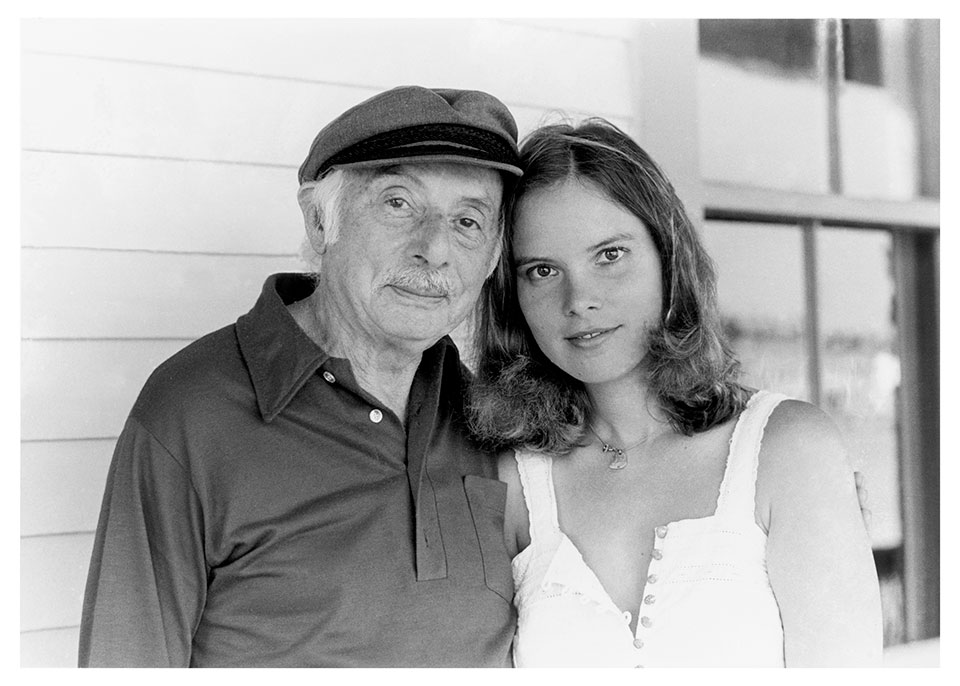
[318,163,504,354]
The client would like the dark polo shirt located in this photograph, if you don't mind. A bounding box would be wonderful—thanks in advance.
[79,273,516,667]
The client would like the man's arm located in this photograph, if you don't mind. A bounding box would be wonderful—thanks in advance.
[79,416,207,667]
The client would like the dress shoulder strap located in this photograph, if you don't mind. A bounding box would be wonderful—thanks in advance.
[714,390,790,523]
[514,449,561,547]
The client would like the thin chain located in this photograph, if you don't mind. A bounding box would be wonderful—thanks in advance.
[587,423,646,470]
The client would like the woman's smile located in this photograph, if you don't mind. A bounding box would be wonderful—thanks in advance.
[565,325,621,348]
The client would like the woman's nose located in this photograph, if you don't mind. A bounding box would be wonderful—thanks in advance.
[562,273,601,316]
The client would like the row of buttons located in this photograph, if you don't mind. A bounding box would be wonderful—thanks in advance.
[322,370,383,423]
[633,524,668,661]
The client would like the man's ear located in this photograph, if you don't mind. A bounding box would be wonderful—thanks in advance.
[297,183,326,255]
[484,233,505,280]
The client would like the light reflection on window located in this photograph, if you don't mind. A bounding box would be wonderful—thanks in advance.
[816,227,902,549]
[699,221,809,400]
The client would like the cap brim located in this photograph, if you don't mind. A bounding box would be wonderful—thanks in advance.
[330,154,522,177]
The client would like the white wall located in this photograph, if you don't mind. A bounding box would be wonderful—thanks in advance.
[20,17,648,667]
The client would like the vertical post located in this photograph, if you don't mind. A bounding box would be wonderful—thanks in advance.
[822,18,844,195]
[909,19,939,199]
[802,221,822,405]
[893,232,940,641]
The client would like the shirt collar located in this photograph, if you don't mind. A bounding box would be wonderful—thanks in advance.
[236,273,460,423]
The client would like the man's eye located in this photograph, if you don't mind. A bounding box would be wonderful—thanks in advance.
[458,217,480,230]
[386,198,409,210]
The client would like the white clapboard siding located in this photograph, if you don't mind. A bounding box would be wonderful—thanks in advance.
[21,440,115,537]
[22,339,190,441]
[21,533,95,632]
[22,249,303,339]
[21,627,81,668]
[21,18,633,117]
[22,53,367,166]
[22,151,305,253]
[23,52,628,170]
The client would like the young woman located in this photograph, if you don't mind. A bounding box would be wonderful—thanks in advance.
[468,119,883,667]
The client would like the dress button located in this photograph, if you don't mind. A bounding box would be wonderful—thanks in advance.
[633,638,644,649]
[322,371,336,383]
[655,525,668,538]
[369,409,383,423]
[640,616,653,628]
[651,549,663,560]
[643,594,656,605]
[647,574,658,584]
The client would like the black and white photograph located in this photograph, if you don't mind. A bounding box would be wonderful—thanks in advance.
[16,10,941,670]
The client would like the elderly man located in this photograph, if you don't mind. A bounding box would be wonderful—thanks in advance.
[79,86,520,667]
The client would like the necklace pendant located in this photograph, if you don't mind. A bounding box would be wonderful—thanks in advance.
[608,450,628,470]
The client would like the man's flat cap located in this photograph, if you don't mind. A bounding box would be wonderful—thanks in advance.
[298,85,522,183]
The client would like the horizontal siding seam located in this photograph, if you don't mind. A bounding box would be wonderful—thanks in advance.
[24,49,387,90]
[21,147,298,170]
[21,245,298,258]
[21,436,119,443]
[20,624,80,634]
[20,530,95,541]
[22,337,197,342]
[498,18,634,42]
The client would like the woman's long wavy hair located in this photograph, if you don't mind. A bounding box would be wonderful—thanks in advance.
[467,118,749,455]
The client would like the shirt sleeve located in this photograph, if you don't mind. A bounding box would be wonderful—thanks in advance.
[78,415,207,667]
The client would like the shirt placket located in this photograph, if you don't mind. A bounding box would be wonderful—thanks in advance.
[631,523,669,667]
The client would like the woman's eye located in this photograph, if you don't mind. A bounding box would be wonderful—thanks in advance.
[527,264,556,280]
[385,197,410,210]
[600,247,625,263]
[458,217,480,230]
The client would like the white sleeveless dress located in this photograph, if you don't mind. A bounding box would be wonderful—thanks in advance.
[511,390,788,667]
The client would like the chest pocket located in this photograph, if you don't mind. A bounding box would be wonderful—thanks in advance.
[463,475,515,603]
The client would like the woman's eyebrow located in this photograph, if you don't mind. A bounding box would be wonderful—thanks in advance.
[586,232,635,252]
[513,253,547,269]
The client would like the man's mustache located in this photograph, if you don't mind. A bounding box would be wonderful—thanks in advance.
[385,268,452,297]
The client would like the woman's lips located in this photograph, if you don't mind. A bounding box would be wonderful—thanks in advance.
[565,326,619,348]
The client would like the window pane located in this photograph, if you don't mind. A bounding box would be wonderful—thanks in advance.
[816,227,902,549]
[843,19,882,86]
[700,221,810,400]
[840,19,928,200]
[698,19,830,193]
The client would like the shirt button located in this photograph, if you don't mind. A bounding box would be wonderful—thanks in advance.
[640,616,653,628]
[633,638,644,649]
[369,409,383,423]
[643,594,656,605]
[322,371,336,383]
[655,525,668,538]
[651,549,663,560]
[647,574,658,584]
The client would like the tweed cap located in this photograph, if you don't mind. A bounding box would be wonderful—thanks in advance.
[298,85,522,183]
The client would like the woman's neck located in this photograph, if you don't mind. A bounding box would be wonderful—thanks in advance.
[584,373,671,448]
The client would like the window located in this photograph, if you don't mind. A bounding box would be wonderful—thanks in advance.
[698,18,936,201]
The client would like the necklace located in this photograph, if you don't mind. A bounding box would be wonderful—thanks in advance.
[587,424,648,470]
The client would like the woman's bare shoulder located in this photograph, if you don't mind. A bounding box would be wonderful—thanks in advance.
[755,397,855,528]
[497,449,531,556]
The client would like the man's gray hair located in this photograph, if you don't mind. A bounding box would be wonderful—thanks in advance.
[298,169,354,273]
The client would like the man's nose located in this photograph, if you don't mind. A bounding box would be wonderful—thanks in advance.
[409,212,451,265]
